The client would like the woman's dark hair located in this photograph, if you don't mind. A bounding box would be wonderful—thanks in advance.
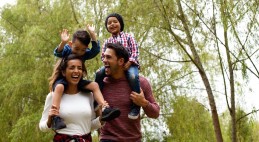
[48,54,87,91]
[72,30,91,46]
[106,43,129,63]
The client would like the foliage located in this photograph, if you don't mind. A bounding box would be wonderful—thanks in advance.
[0,0,259,141]
[165,96,215,141]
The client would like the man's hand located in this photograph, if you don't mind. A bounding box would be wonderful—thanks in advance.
[60,29,70,43]
[130,89,149,107]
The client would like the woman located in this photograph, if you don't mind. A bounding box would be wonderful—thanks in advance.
[39,54,103,142]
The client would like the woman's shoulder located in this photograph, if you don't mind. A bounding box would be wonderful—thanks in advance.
[46,92,53,99]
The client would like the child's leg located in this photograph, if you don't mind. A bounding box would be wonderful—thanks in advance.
[95,67,106,90]
[52,84,64,110]
[51,78,67,130]
[84,81,121,121]
[85,82,106,106]
[126,65,140,93]
[52,78,67,109]
[126,65,141,119]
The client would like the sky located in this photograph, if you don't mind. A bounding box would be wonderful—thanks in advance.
[0,0,16,7]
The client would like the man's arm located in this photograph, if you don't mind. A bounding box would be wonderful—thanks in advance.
[130,77,160,118]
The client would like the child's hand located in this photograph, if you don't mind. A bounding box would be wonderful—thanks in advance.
[86,24,97,41]
[124,61,132,71]
[86,24,95,34]
[60,29,70,43]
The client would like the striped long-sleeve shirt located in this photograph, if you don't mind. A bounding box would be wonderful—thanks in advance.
[100,76,160,142]
[102,32,139,66]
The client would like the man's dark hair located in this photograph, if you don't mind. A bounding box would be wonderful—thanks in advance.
[72,30,91,46]
[106,43,129,63]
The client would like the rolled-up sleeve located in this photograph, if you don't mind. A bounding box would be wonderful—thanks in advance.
[53,44,72,58]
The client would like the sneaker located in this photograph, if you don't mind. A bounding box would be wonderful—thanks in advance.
[51,116,66,130]
[128,105,140,119]
[101,107,121,121]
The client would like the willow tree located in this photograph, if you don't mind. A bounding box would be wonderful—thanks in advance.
[0,0,100,141]
[166,96,215,141]
[110,0,259,141]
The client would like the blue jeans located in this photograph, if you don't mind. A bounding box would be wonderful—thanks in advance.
[95,65,140,93]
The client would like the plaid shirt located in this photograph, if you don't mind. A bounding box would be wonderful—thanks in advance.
[53,133,92,142]
[102,32,139,66]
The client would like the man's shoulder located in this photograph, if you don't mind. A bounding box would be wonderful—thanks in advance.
[139,76,150,84]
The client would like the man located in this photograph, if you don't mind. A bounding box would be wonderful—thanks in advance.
[99,43,160,142]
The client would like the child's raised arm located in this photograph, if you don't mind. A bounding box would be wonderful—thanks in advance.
[86,24,97,42]
[57,29,70,53]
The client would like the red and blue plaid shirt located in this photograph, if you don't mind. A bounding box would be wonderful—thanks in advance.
[102,32,139,66]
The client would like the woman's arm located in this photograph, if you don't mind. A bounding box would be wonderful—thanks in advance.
[39,93,53,132]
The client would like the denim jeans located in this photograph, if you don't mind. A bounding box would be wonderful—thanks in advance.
[125,65,140,93]
[95,65,140,93]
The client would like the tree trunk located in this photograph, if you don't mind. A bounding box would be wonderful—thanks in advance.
[176,0,223,141]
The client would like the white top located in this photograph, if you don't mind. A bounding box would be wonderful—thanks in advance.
[39,92,102,135]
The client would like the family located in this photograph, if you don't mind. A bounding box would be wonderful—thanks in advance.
[39,13,160,142]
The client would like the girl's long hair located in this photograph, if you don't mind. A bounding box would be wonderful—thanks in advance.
[48,54,87,91]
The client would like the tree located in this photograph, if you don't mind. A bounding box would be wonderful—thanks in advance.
[166,96,215,141]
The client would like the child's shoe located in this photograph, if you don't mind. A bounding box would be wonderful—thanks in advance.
[128,104,140,119]
[101,107,121,121]
[51,116,66,130]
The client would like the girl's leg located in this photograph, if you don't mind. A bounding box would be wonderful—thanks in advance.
[126,65,141,119]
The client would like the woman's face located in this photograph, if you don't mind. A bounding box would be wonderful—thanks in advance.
[62,59,83,86]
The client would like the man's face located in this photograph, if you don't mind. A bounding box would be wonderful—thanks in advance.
[103,48,122,76]
[71,39,87,56]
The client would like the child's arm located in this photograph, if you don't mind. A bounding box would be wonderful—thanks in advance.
[54,29,71,58]
[57,29,70,52]
[82,25,100,60]
[87,24,97,42]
